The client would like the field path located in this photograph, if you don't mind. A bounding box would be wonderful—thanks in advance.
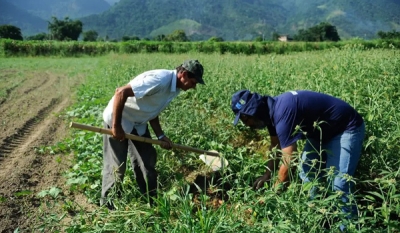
[0,70,81,232]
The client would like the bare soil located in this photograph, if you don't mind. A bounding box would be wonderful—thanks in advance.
[0,70,88,233]
[0,68,244,233]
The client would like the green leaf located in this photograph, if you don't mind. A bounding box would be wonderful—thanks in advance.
[363,195,376,201]
[67,176,88,185]
[14,190,33,197]
[302,182,314,192]
[37,190,49,198]
[169,194,179,201]
[49,187,62,198]
[366,191,385,200]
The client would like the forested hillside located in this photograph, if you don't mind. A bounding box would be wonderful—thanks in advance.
[104,0,120,5]
[81,0,287,41]
[272,0,400,39]
[11,0,111,19]
[81,0,400,40]
[0,0,47,35]
[1,0,399,40]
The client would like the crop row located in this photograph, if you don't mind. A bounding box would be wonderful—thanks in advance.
[0,39,399,57]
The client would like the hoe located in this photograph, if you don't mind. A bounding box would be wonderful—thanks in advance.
[70,122,229,171]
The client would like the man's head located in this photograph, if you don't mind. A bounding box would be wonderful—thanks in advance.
[182,60,204,84]
[231,90,269,129]
[176,59,204,91]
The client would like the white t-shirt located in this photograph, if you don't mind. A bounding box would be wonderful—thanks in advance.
[103,69,180,136]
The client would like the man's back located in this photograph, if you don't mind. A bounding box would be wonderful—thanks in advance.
[272,90,364,147]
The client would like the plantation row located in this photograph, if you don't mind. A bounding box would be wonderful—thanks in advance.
[0,39,399,57]
[50,49,399,232]
[2,48,398,232]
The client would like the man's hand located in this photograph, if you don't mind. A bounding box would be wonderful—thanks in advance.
[112,125,125,141]
[273,180,289,194]
[159,135,173,150]
[253,174,270,190]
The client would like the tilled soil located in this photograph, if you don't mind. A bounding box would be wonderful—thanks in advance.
[0,70,82,232]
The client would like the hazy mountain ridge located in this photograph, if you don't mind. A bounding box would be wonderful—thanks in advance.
[0,0,47,35]
[10,0,111,19]
[81,0,288,40]
[79,0,400,40]
[1,0,399,40]
[104,0,120,5]
[276,0,400,39]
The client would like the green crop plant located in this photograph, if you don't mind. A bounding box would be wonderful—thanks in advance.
[3,46,398,232]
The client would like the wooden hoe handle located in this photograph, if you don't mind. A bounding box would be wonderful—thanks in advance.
[69,122,220,156]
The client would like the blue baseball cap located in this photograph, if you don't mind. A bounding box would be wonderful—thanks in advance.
[231,90,262,125]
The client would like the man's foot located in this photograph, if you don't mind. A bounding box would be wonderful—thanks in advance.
[106,201,116,211]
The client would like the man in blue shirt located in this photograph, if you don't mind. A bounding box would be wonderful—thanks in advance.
[231,89,365,224]
[102,60,205,208]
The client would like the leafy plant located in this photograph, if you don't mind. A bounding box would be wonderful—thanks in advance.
[9,49,400,232]
[37,187,63,199]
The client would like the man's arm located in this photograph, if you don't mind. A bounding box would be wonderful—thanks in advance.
[112,84,134,140]
[276,143,297,185]
[149,116,173,149]
[253,136,281,190]
[148,116,163,139]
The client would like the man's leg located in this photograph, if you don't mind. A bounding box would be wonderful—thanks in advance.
[128,127,158,205]
[101,122,128,207]
[325,123,365,220]
[299,138,327,198]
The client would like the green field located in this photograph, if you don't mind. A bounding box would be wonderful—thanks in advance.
[6,47,400,232]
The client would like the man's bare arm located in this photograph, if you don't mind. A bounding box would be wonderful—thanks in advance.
[253,136,281,190]
[276,143,297,184]
[149,116,173,149]
[112,84,134,140]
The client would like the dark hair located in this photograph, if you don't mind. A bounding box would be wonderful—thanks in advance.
[176,65,196,79]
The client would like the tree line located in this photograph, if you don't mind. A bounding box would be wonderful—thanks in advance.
[0,17,193,42]
[377,30,400,40]
[1,17,399,42]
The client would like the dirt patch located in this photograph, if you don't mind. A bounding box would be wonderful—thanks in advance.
[0,70,85,233]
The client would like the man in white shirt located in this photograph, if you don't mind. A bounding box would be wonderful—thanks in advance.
[101,60,205,208]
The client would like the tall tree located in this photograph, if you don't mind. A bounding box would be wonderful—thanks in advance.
[121,35,140,41]
[153,34,166,41]
[48,17,83,41]
[294,22,340,42]
[83,30,98,41]
[165,30,189,42]
[0,25,23,40]
[377,30,400,39]
[26,33,48,40]
[208,36,224,42]
[320,22,341,42]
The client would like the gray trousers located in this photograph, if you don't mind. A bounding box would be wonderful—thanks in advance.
[101,122,157,205]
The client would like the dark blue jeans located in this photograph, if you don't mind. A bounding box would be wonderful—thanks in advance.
[299,122,365,220]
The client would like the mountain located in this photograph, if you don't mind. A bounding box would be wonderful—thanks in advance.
[80,0,400,40]
[0,0,47,35]
[0,0,111,36]
[81,0,288,40]
[271,0,400,39]
[1,0,399,40]
[10,0,111,20]
[104,0,120,5]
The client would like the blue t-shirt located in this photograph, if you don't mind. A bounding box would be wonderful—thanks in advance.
[269,90,364,148]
